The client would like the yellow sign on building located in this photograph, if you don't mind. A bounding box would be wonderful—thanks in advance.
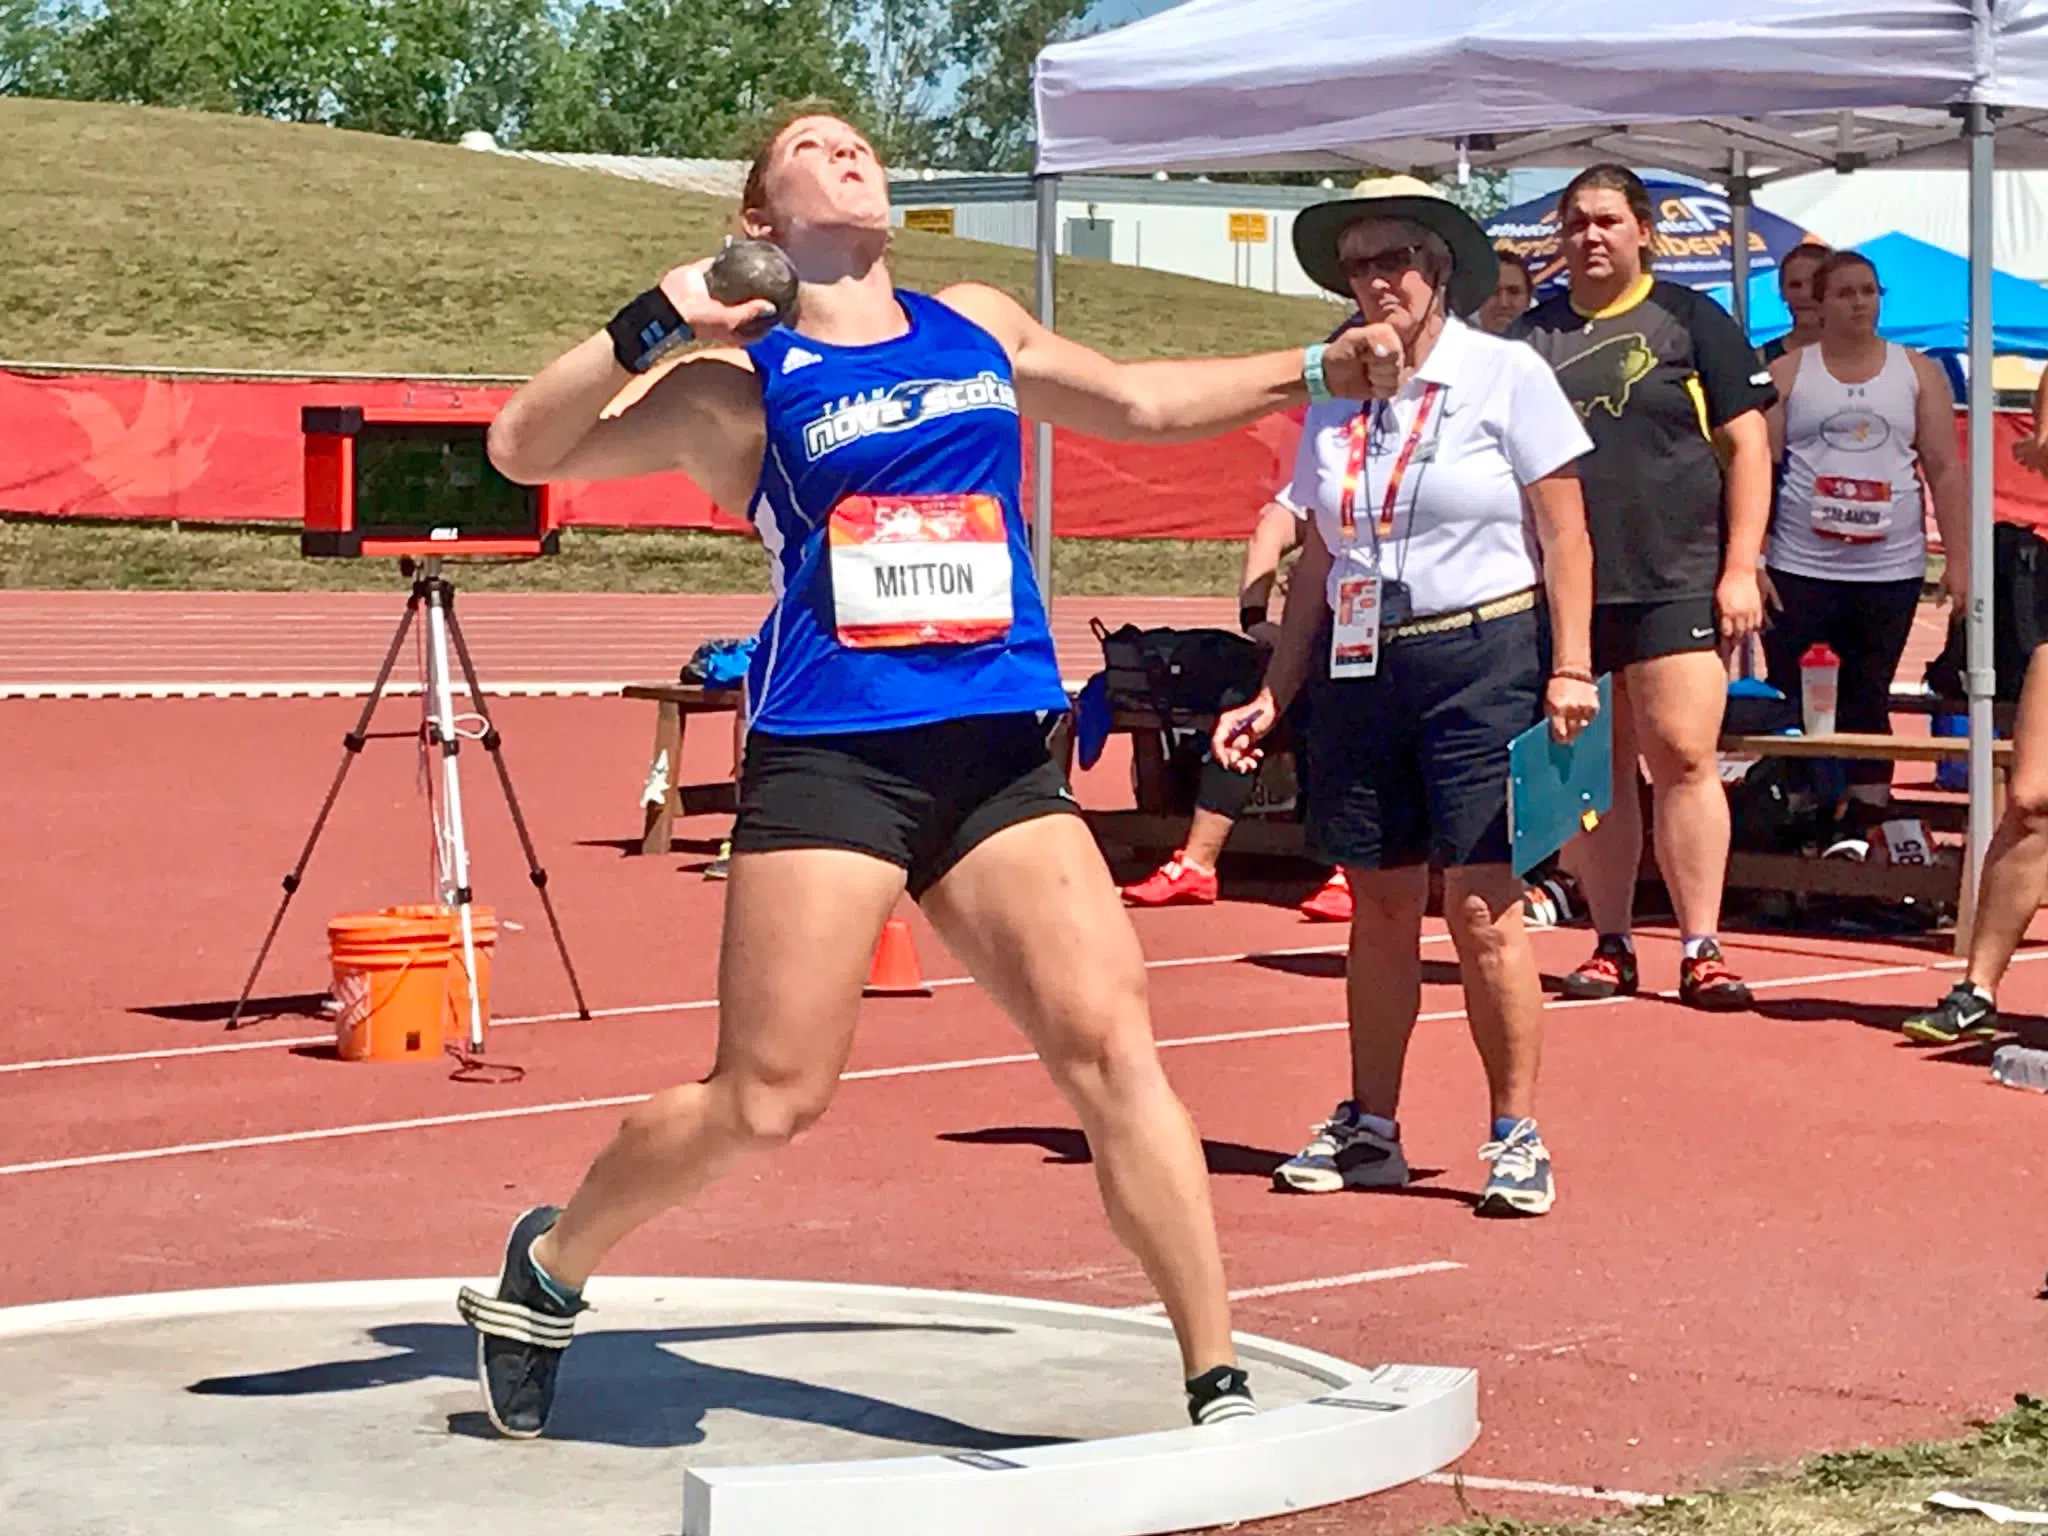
[904,207,956,235]
[1228,211,1270,243]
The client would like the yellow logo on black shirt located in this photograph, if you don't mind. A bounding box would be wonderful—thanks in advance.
[1556,332,1659,420]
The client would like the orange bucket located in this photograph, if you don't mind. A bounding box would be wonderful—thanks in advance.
[382,903,497,1036]
[328,909,455,1062]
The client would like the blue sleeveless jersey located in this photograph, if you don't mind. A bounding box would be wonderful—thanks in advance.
[740,289,1069,736]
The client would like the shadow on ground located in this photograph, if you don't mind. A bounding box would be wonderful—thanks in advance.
[189,1318,1070,1453]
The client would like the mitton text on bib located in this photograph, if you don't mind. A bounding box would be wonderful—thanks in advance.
[828,493,1015,649]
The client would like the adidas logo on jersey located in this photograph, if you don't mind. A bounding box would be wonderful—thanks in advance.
[783,347,823,373]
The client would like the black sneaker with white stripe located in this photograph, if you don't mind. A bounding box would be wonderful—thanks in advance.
[1186,1364,1256,1425]
[455,1205,586,1438]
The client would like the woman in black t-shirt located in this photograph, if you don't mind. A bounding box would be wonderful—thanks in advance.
[1510,164,1776,1012]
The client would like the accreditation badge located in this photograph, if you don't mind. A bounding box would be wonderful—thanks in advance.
[1330,568,1382,680]
[828,493,1015,649]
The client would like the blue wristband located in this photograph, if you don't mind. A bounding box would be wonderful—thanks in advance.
[1302,343,1332,404]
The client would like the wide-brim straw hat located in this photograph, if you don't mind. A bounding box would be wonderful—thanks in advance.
[1293,174,1499,318]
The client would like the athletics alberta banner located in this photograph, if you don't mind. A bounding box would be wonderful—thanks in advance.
[0,368,1306,541]
[1486,179,1815,295]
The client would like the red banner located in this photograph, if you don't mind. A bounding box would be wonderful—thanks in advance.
[0,369,1302,542]
[6,366,2040,544]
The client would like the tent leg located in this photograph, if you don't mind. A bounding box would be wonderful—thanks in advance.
[1959,103,1997,955]
[1032,174,1059,601]
[1728,151,1752,338]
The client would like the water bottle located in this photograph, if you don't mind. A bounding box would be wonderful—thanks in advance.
[1992,1044,2048,1094]
[1800,643,1840,736]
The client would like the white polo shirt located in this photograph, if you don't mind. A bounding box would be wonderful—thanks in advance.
[1285,317,1593,619]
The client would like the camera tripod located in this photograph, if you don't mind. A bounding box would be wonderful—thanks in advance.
[227,558,591,1051]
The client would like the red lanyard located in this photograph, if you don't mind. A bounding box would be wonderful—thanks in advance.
[1337,382,1442,544]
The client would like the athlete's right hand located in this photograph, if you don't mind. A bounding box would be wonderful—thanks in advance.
[1357,322,1406,399]
[656,257,779,347]
[2017,433,2048,476]
[1213,689,1279,774]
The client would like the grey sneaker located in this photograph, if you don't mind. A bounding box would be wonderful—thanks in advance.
[1902,983,1998,1044]
[1477,1119,1555,1217]
[1273,1101,1409,1194]
[455,1206,586,1438]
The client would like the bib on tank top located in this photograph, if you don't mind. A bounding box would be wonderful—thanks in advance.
[739,290,1068,736]
[1770,343,1926,584]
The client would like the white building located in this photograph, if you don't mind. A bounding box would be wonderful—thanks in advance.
[469,135,1350,301]
[887,174,1344,298]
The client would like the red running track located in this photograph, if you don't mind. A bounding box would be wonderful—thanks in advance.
[0,590,1236,694]
[3,692,2046,1533]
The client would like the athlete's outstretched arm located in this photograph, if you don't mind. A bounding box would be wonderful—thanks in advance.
[937,282,1372,442]
[487,259,775,514]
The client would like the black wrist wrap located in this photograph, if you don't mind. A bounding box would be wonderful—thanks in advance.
[608,287,692,374]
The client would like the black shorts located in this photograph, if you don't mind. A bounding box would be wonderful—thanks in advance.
[1305,601,1546,871]
[731,712,1078,898]
[1592,596,1719,672]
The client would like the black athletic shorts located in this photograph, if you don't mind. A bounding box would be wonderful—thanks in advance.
[730,711,1078,898]
[1592,595,1720,672]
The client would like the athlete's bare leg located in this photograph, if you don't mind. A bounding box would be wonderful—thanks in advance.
[531,847,904,1289]
[920,812,1237,1379]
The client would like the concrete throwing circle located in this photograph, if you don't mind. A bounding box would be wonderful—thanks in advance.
[0,1277,1477,1536]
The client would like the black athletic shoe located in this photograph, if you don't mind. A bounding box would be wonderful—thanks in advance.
[455,1205,586,1438]
[1186,1363,1256,1426]
[1902,983,1999,1045]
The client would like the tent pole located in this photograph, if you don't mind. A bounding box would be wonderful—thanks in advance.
[1728,151,1751,337]
[1032,174,1059,599]
[1960,103,1997,953]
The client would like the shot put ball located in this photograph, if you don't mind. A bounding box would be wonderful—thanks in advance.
[707,240,800,336]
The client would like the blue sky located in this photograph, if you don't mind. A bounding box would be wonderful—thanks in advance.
[1081,0,1177,32]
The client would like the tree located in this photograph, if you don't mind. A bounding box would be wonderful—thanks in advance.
[844,0,947,166]
[2,0,59,94]
[49,0,368,121]
[1436,167,1510,222]
[339,0,582,144]
[938,0,1091,171]
[573,0,864,158]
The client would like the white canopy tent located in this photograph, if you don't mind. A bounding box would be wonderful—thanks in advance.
[1030,0,2048,940]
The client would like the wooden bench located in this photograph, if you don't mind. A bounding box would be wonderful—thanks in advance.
[622,683,742,855]
[1075,698,2017,914]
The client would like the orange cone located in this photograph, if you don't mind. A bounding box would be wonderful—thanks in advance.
[865,916,931,996]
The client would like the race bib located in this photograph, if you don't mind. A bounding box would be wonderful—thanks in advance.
[1810,475,1892,543]
[828,493,1014,650]
[1330,573,1381,679]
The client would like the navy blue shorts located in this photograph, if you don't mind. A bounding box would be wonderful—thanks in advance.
[1305,603,1547,870]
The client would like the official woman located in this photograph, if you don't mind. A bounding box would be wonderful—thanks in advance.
[1215,178,1598,1216]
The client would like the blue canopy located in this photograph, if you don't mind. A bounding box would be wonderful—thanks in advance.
[1709,230,2048,357]
[1486,177,1813,295]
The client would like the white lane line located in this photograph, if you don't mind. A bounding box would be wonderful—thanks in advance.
[1122,1260,1465,1315]
[0,942,1370,1077]
[0,681,634,700]
[0,947,2001,1168]
[1420,1472,1662,1507]
[0,1035,333,1075]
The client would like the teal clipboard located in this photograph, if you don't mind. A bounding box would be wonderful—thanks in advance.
[1506,673,1614,877]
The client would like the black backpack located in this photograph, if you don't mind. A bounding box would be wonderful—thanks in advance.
[1925,521,2048,703]
[1091,619,1265,724]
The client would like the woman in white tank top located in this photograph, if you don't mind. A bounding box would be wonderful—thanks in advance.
[1761,250,1970,815]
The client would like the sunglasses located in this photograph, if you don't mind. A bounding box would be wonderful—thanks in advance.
[1338,244,1427,281]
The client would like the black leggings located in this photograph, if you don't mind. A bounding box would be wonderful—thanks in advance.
[1760,567,1923,788]
[1194,693,1306,818]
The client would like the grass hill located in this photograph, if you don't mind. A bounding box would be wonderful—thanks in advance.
[0,97,1340,375]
